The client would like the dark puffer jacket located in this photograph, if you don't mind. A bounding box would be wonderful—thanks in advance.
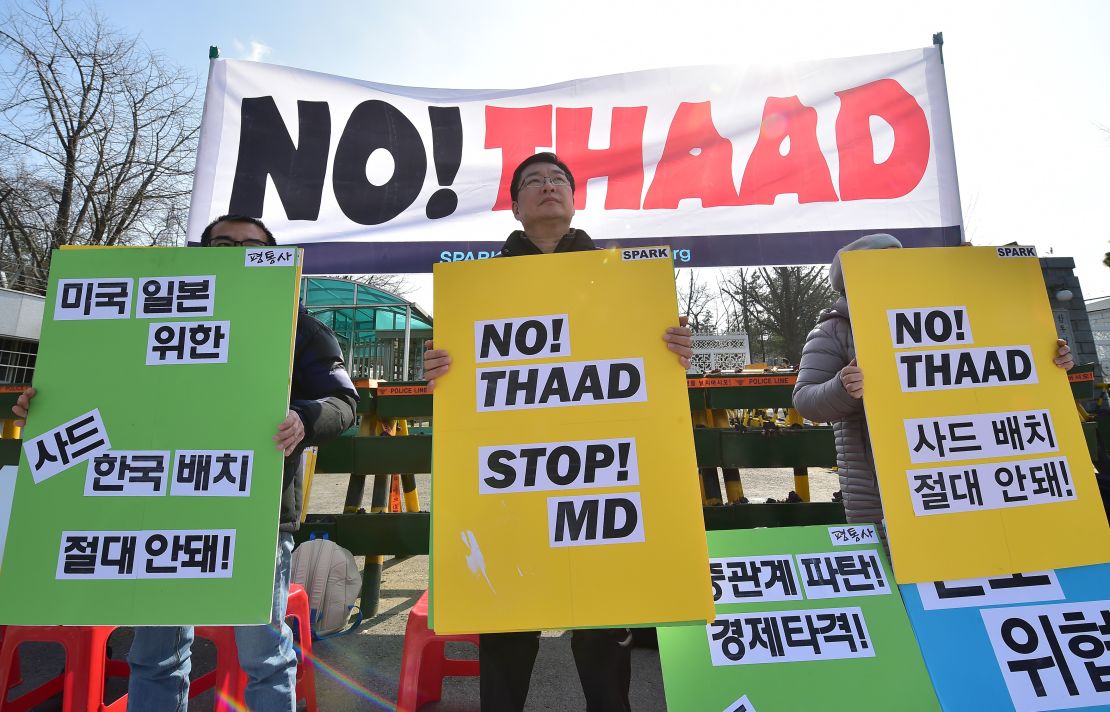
[792,296,884,533]
[283,306,359,531]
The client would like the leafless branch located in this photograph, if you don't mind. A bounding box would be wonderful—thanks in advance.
[0,0,200,292]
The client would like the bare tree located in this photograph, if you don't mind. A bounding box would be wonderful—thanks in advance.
[675,269,718,333]
[323,273,417,299]
[718,268,763,337]
[720,266,835,365]
[0,0,200,293]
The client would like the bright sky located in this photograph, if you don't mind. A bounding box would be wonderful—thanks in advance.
[92,0,1110,314]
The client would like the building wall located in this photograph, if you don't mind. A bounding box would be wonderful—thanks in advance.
[0,288,43,384]
[0,288,44,342]
[1087,296,1110,378]
[0,337,37,385]
[1040,257,1098,375]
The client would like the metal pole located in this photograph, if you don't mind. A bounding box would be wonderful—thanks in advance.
[699,467,723,506]
[402,305,412,380]
[722,468,744,503]
[359,472,391,617]
[347,317,355,376]
[347,282,357,375]
[793,466,811,502]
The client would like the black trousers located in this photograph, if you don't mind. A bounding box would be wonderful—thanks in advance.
[479,628,632,712]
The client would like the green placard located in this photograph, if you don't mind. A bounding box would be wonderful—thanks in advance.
[658,525,939,711]
[0,247,301,625]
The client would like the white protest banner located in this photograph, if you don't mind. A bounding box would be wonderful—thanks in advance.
[188,47,961,273]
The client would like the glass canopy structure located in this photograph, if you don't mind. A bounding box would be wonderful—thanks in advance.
[300,277,433,382]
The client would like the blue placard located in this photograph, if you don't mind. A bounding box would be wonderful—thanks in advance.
[901,563,1110,711]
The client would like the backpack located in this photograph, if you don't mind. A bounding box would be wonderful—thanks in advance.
[290,537,363,639]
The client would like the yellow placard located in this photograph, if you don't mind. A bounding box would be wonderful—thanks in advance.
[842,246,1110,583]
[430,249,713,634]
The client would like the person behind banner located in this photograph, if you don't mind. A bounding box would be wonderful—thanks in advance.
[791,233,1074,544]
[12,214,359,712]
[422,153,693,712]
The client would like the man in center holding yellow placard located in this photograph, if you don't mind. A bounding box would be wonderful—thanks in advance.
[424,153,696,712]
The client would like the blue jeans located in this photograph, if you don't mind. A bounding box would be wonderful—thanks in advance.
[127,533,298,711]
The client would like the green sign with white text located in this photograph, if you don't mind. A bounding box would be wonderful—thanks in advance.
[658,525,939,712]
[0,246,301,625]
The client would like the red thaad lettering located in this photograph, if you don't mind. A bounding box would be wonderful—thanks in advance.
[482,78,930,212]
[836,79,930,200]
[556,106,647,210]
[485,105,553,210]
[738,96,837,205]
[643,101,738,209]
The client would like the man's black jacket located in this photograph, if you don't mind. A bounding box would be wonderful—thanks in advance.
[284,306,359,530]
[498,228,597,256]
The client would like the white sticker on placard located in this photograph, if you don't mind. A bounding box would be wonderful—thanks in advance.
[23,409,111,483]
[707,607,875,665]
[895,345,1037,392]
[54,279,133,320]
[146,321,230,365]
[136,276,215,317]
[710,556,801,604]
[85,451,171,496]
[478,438,638,494]
[245,248,296,266]
[56,529,236,580]
[547,492,645,548]
[904,410,1058,465]
[887,306,973,348]
[916,571,1063,610]
[981,599,1110,711]
[996,246,1038,258]
[474,314,571,362]
[827,525,879,546]
[621,246,670,261]
[476,358,646,412]
[797,550,891,599]
[169,450,253,496]
[907,456,1074,515]
[723,694,757,712]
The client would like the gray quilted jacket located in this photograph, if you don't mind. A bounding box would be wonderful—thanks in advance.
[792,296,885,535]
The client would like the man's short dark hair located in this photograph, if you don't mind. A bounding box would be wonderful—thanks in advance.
[510,152,576,203]
[199,214,277,246]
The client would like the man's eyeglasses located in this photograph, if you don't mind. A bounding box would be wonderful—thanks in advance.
[208,237,269,247]
[519,174,570,190]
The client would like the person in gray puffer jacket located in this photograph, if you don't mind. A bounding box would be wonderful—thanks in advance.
[793,233,1076,547]
[793,233,901,540]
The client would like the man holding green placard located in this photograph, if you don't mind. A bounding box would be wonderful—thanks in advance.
[12,214,359,712]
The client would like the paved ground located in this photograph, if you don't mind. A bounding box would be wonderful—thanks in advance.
[8,467,839,711]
